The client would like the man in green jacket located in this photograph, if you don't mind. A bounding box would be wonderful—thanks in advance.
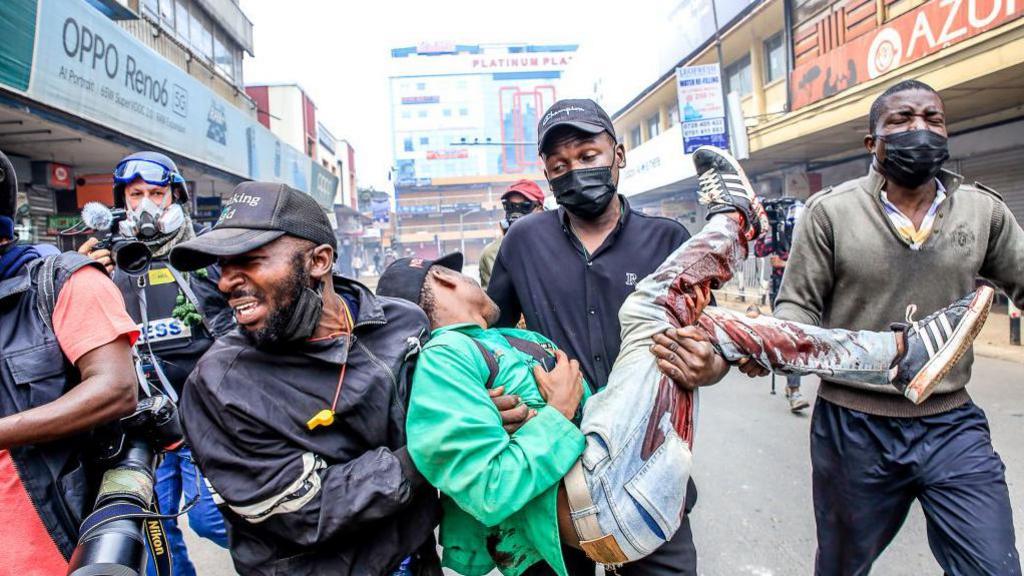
[380,146,992,576]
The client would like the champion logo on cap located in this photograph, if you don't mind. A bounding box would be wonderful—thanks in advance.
[542,106,587,126]
[409,258,426,268]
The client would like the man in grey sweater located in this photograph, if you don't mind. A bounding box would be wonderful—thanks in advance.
[776,79,1024,574]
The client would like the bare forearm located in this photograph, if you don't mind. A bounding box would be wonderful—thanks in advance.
[0,376,136,449]
[0,338,137,449]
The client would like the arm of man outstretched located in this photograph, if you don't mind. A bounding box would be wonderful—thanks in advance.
[407,334,584,527]
[180,362,426,546]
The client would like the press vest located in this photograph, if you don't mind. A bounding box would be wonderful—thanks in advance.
[114,259,216,396]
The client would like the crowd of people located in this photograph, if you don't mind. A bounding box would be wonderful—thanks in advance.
[0,79,1021,576]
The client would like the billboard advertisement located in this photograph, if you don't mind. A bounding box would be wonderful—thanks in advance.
[676,64,729,153]
[790,0,1023,109]
[0,0,318,194]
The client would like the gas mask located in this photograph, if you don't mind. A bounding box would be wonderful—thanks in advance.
[121,196,185,239]
[499,199,539,232]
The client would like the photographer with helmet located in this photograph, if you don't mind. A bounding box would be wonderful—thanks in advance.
[79,151,233,576]
[753,198,809,413]
[0,148,139,574]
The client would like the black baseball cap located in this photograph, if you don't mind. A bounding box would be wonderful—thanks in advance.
[537,98,616,153]
[376,252,464,305]
[170,181,337,271]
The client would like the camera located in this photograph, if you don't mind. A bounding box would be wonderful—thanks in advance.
[79,202,153,275]
[67,395,184,576]
[761,197,803,255]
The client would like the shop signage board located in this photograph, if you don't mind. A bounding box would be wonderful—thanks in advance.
[791,0,1024,109]
[676,64,729,153]
[0,0,319,195]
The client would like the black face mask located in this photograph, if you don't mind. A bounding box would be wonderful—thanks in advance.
[549,166,617,220]
[279,284,324,343]
[877,130,950,188]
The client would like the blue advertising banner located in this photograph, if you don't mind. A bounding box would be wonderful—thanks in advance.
[675,64,729,154]
[4,0,316,194]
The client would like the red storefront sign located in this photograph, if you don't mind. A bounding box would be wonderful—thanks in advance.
[791,0,1024,109]
[425,149,469,160]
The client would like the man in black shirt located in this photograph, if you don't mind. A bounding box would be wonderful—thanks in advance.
[488,99,729,575]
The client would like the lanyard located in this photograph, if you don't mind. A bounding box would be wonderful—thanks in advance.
[306,297,354,431]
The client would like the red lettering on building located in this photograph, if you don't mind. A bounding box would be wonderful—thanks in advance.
[790,0,1023,109]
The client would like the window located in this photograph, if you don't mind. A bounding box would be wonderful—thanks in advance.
[404,138,414,152]
[401,110,411,119]
[160,0,175,24]
[418,109,428,118]
[630,125,642,148]
[668,106,679,127]
[725,55,753,97]
[459,108,469,116]
[141,0,159,18]
[416,82,426,91]
[213,33,234,79]
[443,108,452,117]
[646,114,661,138]
[419,136,429,145]
[764,34,785,84]
[190,11,213,60]
[174,0,188,39]
[457,80,468,89]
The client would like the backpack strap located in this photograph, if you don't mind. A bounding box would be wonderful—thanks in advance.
[31,252,105,332]
[502,335,553,364]
[469,338,500,390]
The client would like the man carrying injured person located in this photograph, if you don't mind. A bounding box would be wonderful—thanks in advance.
[378,146,993,576]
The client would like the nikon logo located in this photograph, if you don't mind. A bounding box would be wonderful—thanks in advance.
[146,519,166,556]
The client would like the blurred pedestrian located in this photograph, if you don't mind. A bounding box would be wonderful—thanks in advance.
[479,179,544,289]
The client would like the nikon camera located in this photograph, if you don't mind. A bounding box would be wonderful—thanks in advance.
[67,395,183,576]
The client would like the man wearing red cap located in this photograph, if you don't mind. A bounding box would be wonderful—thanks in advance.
[479,179,545,289]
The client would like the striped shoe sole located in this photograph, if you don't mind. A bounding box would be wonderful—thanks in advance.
[905,286,994,405]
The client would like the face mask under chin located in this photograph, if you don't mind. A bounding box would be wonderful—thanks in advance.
[550,166,617,220]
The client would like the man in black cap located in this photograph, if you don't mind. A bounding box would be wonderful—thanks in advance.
[170,182,441,575]
[487,98,727,575]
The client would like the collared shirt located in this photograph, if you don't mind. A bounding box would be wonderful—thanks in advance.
[407,323,591,576]
[488,196,692,389]
[880,179,947,250]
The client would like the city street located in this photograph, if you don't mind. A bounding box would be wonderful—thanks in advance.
[185,355,1024,575]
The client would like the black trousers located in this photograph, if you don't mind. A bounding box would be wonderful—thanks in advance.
[523,479,699,576]
[812,398,1020,576]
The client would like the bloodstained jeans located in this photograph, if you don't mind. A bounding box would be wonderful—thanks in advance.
[573,215,899,564]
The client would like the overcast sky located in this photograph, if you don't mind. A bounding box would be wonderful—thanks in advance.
[240,1,664,191]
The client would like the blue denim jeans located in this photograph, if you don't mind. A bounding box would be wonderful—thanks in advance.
[147,448,228,576]
[575,215,899,563]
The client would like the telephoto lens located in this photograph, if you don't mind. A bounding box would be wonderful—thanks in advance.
[66,437,155,576]
[67,397,183,576]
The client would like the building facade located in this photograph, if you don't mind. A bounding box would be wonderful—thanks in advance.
[611,0,1024,228]
[602,0,1022,307]
[388,42,577,262]
[0,0,328,246]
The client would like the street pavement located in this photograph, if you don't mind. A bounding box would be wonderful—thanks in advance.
[184,355,1024,575]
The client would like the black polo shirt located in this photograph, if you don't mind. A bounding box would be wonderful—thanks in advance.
[488,196,692,390]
